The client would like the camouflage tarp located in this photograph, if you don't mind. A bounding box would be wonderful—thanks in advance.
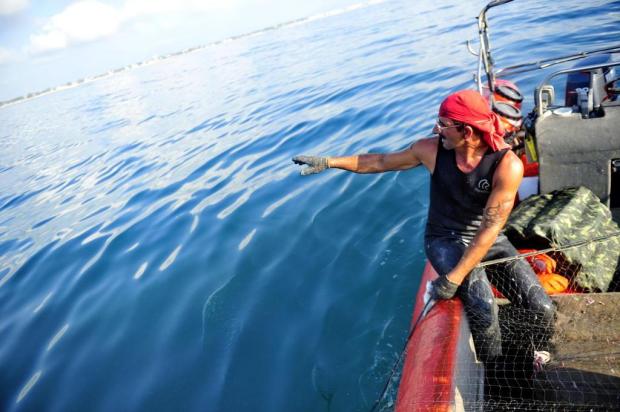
[505,186,620,291]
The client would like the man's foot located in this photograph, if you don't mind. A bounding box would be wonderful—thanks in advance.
[533,350,551,373]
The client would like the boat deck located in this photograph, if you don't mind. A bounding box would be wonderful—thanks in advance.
[533,293,620,407]
[488,293,620,410]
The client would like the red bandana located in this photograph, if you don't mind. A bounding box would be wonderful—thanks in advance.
[438,89,509,152]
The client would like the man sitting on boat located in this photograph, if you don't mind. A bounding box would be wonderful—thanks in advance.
[292,89,555,364]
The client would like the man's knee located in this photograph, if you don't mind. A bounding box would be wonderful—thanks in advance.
[508,260,556,323]
[460,270,497,327]
[527,286,556,325]
[461,269,503,363]
[466,296,496,330]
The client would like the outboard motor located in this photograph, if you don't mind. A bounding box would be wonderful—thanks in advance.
[565,54,615,118]
[533,55,620,209]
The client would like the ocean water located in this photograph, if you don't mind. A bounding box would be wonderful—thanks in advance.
[1,0,619,411]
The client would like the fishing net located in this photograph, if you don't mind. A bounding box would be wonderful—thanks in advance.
[477,236,620,412]
[389,232,620,412]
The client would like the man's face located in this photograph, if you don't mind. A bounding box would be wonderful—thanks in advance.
[434,117,464,150]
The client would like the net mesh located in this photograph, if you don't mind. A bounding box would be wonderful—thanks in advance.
[390,233,620,412]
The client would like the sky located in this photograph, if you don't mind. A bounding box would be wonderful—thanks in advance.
[0,0,361,102]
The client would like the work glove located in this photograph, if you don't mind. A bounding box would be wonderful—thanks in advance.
[431,276,460,300]
[292,155,329,176]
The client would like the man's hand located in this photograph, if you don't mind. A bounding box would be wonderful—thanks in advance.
[431,276,460,300]
[292,155,329,175]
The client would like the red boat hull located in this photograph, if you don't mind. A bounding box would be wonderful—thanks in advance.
[396,262,484,411]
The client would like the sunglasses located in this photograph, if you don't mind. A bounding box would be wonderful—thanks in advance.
[435,119,463,133]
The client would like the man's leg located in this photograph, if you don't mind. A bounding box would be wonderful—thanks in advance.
[458,268,503,363]
[482,235,557,399]
[484,235,555,324]
[425,237,502,363]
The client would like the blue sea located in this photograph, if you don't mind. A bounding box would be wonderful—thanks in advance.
[1,0,619,410]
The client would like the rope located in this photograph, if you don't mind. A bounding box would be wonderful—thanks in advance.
[476,231,620,268]
[369,298,435,412]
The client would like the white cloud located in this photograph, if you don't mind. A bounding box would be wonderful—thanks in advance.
[29,1,121,54]
[29,30,68,54]
[52,1,120,42]
[27,0,237,55]
[0,0,29,15]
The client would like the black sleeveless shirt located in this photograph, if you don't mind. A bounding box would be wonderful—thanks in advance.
[426,137,509,240]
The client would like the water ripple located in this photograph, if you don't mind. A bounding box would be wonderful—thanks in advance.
[0,0,618,411]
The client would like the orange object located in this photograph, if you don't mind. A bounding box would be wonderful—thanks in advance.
[494,79,524,109]
[518,249,557,274]
[483,79,524,109]
[537,273,569,294]
[493,101,523,134]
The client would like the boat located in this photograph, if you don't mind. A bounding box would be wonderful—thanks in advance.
[393,1,620,410]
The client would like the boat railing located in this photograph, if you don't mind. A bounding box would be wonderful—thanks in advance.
[496,45,620,77]
[535,61,620,116]
[473,0,515,96]
[471,1,620,112]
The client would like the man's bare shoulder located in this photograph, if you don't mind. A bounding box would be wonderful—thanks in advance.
[411,136,438,148]
[408,136,438,172]
[494,150,524,188]
[499,150,524,176]
[409,136,438,155]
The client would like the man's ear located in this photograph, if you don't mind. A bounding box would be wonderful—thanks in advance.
[463,124,475,140]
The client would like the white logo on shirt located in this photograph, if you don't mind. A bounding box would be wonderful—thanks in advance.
[477,179,490,191]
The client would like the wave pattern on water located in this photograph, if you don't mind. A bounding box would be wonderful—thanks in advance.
[1,0,619,411]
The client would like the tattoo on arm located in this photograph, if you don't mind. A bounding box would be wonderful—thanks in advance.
[481,200,512,229]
